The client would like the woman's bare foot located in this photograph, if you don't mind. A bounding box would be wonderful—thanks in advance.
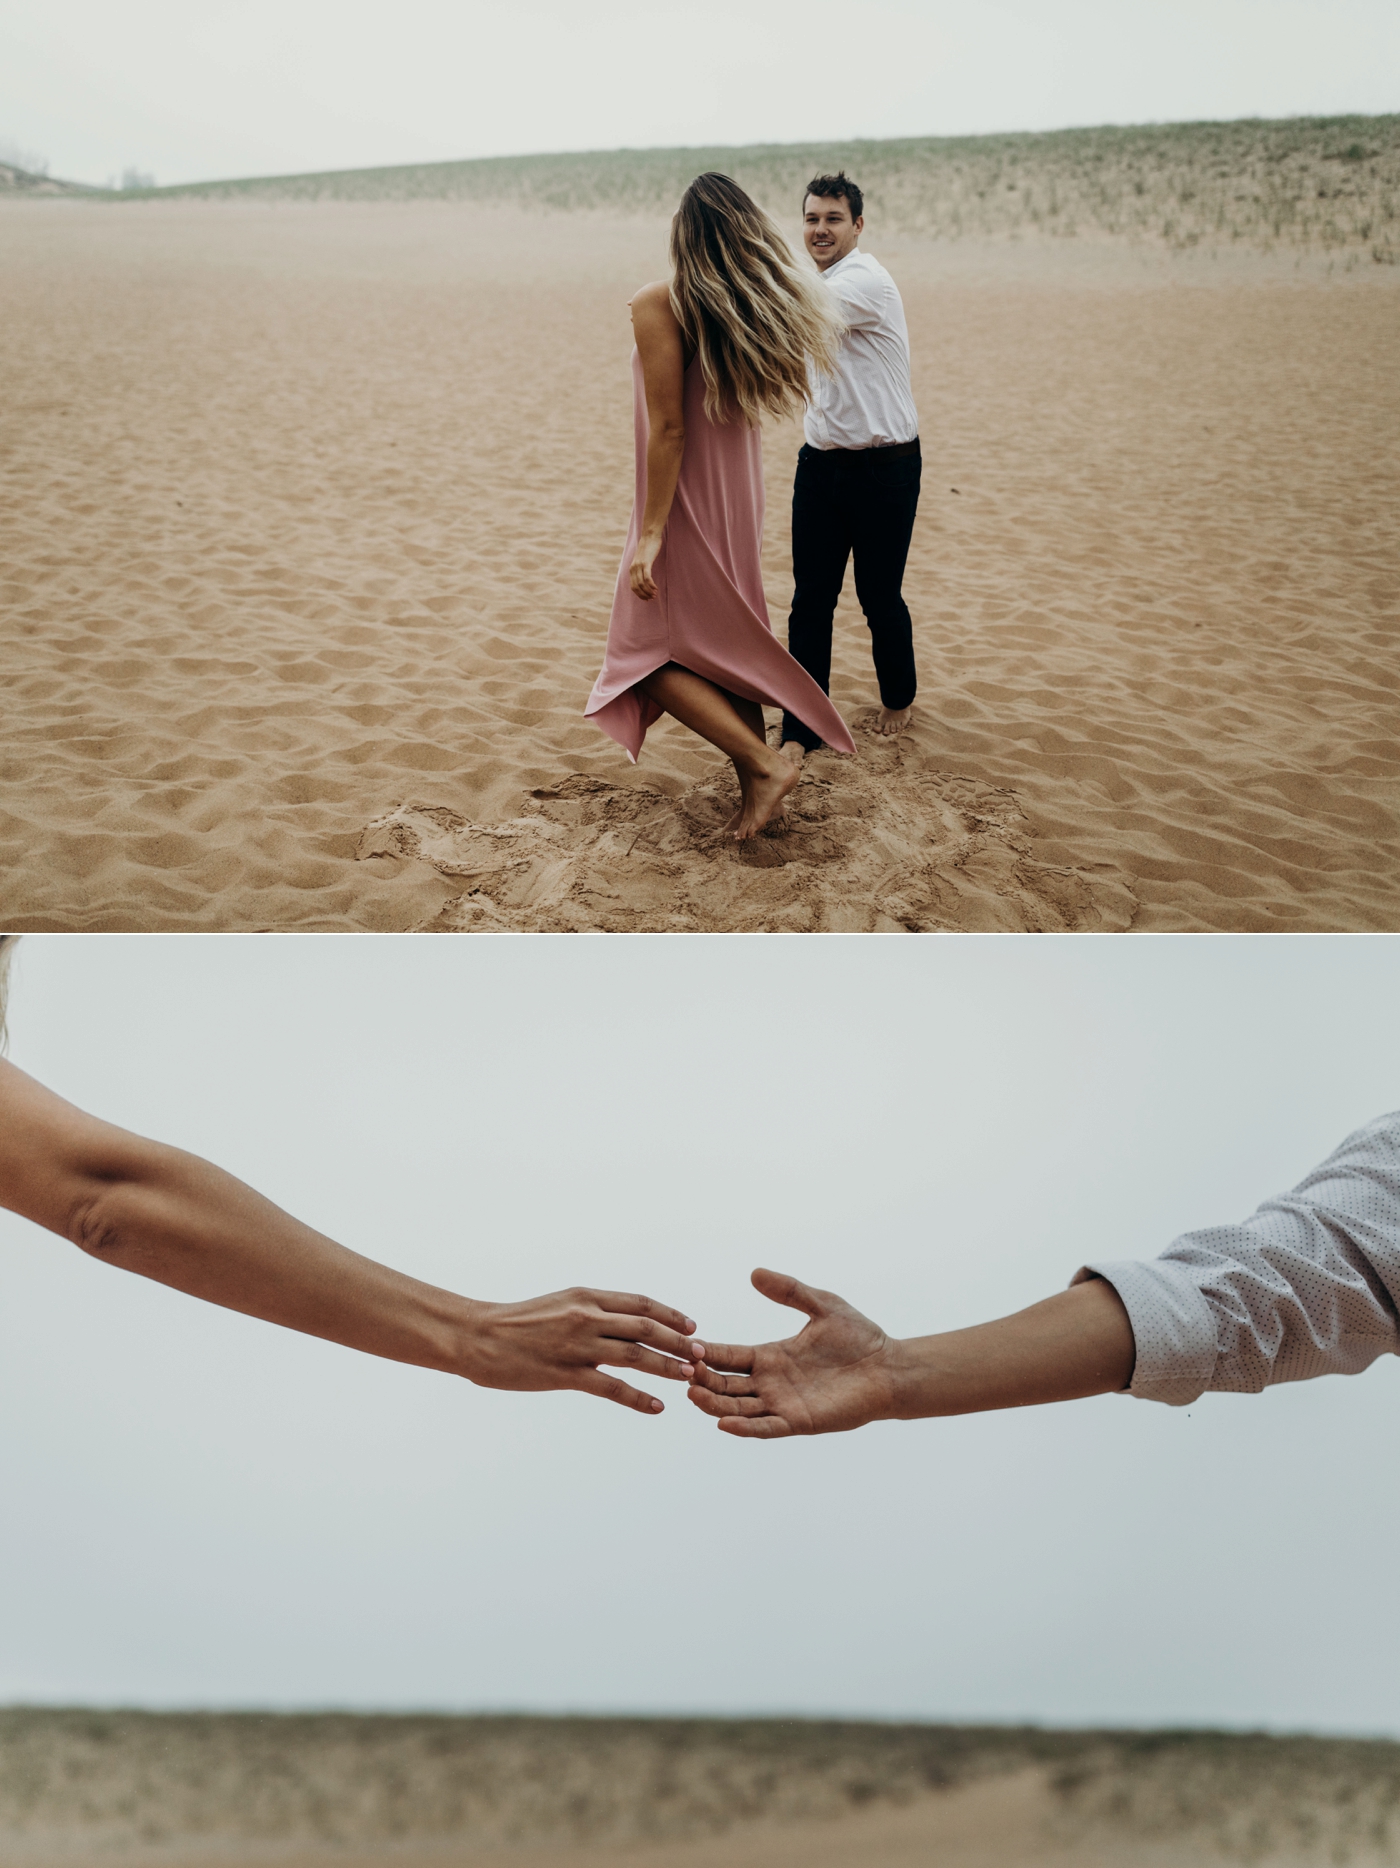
[768,742,810,826]
[733,755,800,840]
[635,667,803,840]
[872,705,913,737]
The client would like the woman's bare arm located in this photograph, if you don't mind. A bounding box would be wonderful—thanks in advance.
[628,281,688,601]
[0,1059,697,1414]
[685,1268,1134,1438]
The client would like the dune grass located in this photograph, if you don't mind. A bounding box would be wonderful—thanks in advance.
[122,115,1400,260]
[0,160,97,196]
[3,1707,1399,1859]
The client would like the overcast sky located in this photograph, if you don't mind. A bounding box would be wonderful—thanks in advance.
[3,933,1399,1733]
[0,0,1396,188]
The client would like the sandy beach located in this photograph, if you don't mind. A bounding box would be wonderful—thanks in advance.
[2,196,1396,931]
[0,1782,1311,1868]
[6,1710,1399,1868]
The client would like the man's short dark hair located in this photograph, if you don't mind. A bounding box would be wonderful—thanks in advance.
[803,171,863,220]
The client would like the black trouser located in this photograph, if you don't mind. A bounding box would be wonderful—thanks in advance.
[781,439,921,752]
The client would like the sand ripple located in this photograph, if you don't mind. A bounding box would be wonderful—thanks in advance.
[357,741,1136,933]
[1,201,1396,931]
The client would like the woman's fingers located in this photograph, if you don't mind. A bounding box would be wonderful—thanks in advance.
[576,1368,665,1415]
[597,1341,694,1382]
[597,1311,698,1361]
[588,1291,697,1338]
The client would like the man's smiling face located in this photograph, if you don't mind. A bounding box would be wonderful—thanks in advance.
[803,195,863,271]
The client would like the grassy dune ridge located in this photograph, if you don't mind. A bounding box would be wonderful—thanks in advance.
[3,1708,1400,1860]
[113,116,1400,258]
[0,161,98,196]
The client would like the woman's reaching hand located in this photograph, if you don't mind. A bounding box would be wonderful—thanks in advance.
[0,1056,697,1419]
[461,1287,698,1414]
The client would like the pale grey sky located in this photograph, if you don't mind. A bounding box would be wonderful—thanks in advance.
[2,933,1398,1732]
[0,0,1396,188]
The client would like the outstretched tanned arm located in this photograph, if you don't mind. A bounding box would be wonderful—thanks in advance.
[686,1268,1135,1438]
[0,1058,697,1415]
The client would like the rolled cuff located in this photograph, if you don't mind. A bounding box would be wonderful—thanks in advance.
[1074,1258,1220,1406]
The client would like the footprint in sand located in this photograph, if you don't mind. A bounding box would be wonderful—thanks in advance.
[356,741,1138,933]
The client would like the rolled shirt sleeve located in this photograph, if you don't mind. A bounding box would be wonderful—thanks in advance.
[1077,1111,1400,1406]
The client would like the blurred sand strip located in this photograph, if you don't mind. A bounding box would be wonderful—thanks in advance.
[1,200,1396,930]
[6,1711,1399,1868]
[5,1711,1390,1868]
[7,1774,1382,1868]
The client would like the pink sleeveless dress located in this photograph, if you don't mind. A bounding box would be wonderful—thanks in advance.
[585,352,857,761]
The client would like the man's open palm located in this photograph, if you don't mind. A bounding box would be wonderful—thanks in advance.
[686,1268,895,1437]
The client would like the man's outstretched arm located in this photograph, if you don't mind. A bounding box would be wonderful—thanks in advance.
[687,1109,1400,1437]
[686,1271,1134,1439]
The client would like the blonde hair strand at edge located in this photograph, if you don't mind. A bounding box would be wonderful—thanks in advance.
[0,935,17,1056]
[669,173,844,426]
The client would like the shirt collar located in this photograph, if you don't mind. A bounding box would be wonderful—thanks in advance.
[823,246,863,279]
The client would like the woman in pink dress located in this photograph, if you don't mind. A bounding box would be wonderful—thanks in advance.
[586,174,857,840]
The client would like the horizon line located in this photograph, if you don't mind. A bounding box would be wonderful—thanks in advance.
[25,107,1398,198]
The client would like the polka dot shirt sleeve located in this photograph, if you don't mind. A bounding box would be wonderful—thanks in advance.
[1076,1111,1400,1407]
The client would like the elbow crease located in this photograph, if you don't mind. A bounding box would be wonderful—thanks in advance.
[67,1186,127,1258]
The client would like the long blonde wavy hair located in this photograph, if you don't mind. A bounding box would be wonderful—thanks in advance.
[670,173,843,425]
[0,935,16,1055]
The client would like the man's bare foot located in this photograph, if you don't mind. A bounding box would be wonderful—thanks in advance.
[872,705,913,737]
[733,756,800,840]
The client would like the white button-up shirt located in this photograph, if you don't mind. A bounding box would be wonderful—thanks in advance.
[804,248,919,452]
[1080,1111,1400,1406]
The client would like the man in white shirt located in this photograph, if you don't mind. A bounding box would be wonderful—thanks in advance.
[779,172,923,763]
